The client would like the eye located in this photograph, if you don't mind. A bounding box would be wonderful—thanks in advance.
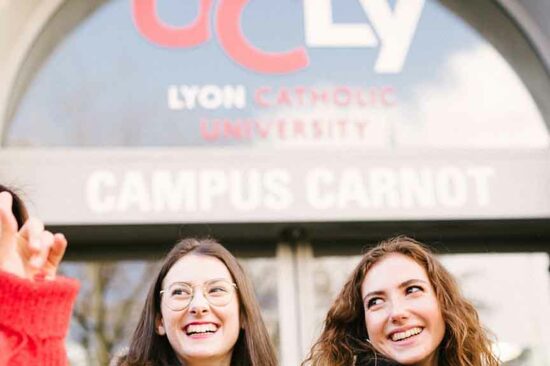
[406,285,423,295]
[209,286,229,294]
[170,285,192,297]
[206,281,232,297]
[366,297,384,309]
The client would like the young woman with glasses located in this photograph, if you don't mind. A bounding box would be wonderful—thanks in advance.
[115,238,277,366]
[0,185,78,365]
[303,236,499,366]
[0,185,276,366]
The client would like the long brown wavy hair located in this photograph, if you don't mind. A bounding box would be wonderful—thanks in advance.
[117,238,277,366]
[303,236,499,366]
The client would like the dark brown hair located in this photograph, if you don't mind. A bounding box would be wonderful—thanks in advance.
[118,238,277,366]
[0,184,28,228]
[303,236,499,366]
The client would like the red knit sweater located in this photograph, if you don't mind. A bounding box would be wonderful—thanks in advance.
[0,270,79,366]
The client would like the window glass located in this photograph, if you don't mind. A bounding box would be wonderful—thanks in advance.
[6,0,548,148]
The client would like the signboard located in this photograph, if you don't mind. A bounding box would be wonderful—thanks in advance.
[1,0,549,225]
[1,149,549,224]
[5,0,548,148]
[132,0,424,74]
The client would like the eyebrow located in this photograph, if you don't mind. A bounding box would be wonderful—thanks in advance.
[363,278,429,301]
[166,278,229,287]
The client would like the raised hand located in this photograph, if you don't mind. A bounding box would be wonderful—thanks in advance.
[0,191,67,280]
[42,232,67,280]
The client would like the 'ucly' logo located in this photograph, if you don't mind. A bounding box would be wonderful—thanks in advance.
[132,0,425,74]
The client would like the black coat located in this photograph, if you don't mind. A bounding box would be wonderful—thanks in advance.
[355,353,401,366]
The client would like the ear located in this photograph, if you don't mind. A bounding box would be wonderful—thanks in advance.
[156,314,166,336]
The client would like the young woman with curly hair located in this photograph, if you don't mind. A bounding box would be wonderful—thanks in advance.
[303,236,499,366]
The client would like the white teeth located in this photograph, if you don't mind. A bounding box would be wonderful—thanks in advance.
[186,324,217,335]
[391,327,422,341]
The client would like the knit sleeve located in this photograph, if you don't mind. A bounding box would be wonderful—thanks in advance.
[0,270,80,365]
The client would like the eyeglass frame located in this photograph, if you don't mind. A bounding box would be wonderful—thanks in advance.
[159,278,238,311]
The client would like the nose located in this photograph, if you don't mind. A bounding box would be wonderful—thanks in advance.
[188,289,210,315]
[388,298,409,323]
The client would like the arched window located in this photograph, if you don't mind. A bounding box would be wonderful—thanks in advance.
[4,0,549,148]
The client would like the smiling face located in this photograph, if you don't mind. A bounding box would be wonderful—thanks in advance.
[157,254,241,366]
[361,253,445,366]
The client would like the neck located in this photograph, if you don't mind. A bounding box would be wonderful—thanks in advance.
[186,362,230,366]
[413,352,438,366]
[182,354,232,366]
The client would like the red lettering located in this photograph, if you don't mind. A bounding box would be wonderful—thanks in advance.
[223,119,243,139]
[242,119,254,139]
[255,120,271,139]
[336,119,348,135]
[200,118,220,141]
[215,0,309,74]
[276,88,292,106]
[132,0,212,47]
[312,120,323,139]
[293,119,306,138]
[381,86,396,106]
[133,0,309,74]
[356,89,369,107]
[333,87,351,107]
[356,120,368,138]
[294,86,306,106]
[276,119,287,140]
[310,89,329,106]
[254,87,272,108]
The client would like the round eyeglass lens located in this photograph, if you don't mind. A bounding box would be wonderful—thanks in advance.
[163,279,236,311]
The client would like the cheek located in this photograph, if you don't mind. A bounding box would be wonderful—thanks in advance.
[218,299,241,334]
[434,308,446,337]
[425,300,446,340]
[221,304,241,347]
[427,300,444,323]
[161,308,180,333]
[364,311,385,340]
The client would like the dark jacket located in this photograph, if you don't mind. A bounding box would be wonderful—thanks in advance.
[355,353,401,366]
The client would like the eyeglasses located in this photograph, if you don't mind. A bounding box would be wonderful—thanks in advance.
[160,278,237,311]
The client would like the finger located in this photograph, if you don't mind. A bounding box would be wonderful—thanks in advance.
[0,192,18,244]
[29,230,54,269]
[18,217,44,254]
[48,233,67,270]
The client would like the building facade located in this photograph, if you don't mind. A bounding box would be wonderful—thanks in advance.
[1,0,550,365]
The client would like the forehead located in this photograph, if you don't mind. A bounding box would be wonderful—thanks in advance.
[163,254,233,286]
[361,253,430,293]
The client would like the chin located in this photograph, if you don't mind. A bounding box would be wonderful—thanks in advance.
[185,349,217,359]
[182,347,232,363]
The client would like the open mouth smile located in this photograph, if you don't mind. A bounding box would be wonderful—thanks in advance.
[389,327,423,342]
[184,323,218,336]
